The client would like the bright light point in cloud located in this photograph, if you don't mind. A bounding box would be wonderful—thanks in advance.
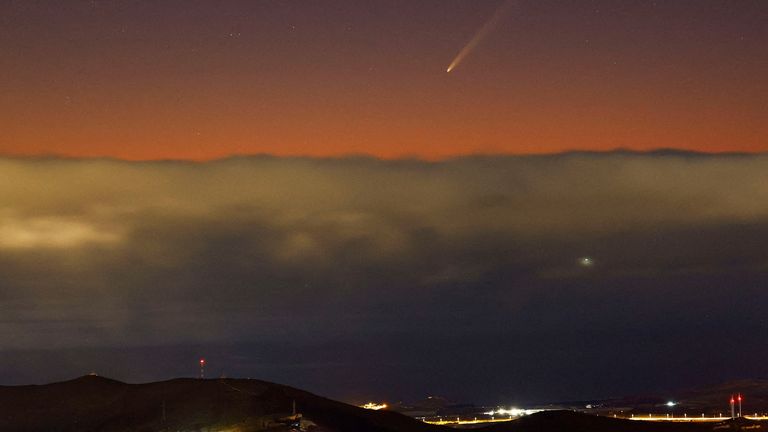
[578,256,594,267]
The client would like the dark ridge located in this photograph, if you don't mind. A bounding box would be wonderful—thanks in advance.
[0,377,754,431]
[0,375,438,432]
[0,148,765,166]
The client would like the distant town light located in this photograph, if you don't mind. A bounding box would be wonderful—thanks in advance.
[361,402,387,410]
[483,407,541,417]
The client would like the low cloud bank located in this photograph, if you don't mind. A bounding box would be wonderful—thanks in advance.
[1,153,767,400]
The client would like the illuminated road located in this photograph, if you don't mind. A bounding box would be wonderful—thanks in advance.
[421,407,543,425]
[629,415,768,422]
[423,417,516,426]
[423,414,768,426]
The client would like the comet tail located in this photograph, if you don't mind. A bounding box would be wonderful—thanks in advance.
[446,1,516,73]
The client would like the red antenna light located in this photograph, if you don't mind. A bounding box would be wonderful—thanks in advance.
[738,394,742,402]
[200,358,205,365]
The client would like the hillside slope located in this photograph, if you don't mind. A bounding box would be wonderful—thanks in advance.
[0,375,437,432]
[0,376,757,432]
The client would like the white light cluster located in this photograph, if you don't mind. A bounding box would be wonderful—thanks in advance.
[483,407,541,417]
[361,402,388,410]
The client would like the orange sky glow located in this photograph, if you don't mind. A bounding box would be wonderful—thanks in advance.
[1,1,766,160]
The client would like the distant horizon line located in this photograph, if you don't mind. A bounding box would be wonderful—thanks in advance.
[1,147,766,163]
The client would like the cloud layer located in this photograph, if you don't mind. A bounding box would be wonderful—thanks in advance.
[1,153,768,402]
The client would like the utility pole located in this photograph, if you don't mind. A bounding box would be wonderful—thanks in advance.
[730,395,735,419]
[738,394,743,418]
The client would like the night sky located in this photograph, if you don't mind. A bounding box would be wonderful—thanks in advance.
[1,0,768,406]
[2,0,767,159]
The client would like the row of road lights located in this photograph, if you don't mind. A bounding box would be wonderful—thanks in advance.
[193,361,750,424]
[628,393,746,420]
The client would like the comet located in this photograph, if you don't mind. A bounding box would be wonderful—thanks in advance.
[446,0,517,73]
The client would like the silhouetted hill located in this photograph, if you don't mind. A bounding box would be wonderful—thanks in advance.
[578,379,768,414]
[0,375,438,432]
[0,377,763,432]
[674,379,768,413]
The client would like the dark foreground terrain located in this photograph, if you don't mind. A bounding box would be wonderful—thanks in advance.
[0,376,760,432]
